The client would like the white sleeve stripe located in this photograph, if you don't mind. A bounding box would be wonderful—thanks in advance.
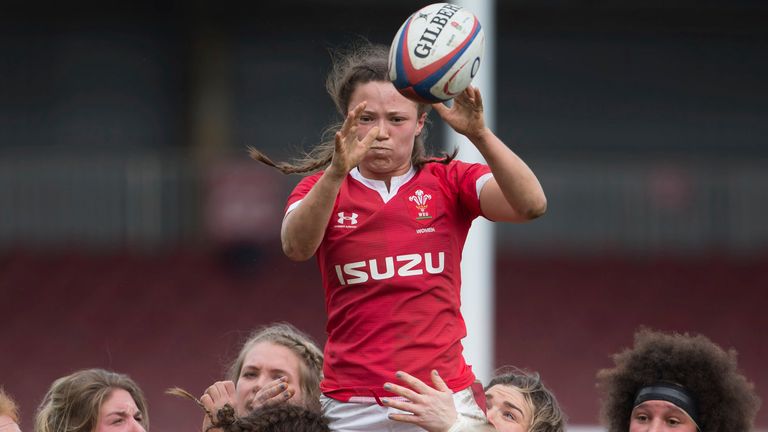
[476,173,494,199]
[285,199,303,215]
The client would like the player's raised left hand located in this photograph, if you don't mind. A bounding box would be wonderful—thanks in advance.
[431,86,489,142]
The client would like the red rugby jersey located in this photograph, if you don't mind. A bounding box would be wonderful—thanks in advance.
[285,160,492,402]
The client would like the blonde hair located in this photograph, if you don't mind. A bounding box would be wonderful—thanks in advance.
[35,369,148,432]
[0,388,20,423]
[487,367,565,432]
[227,323,323,413]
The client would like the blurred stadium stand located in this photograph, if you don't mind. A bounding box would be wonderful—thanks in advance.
[1,1,766,430]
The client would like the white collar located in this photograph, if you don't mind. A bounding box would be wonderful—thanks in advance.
[350,166,416,203]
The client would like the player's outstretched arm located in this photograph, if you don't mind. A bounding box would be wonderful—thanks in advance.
[281,102,379,261]
[432,87,546,222]
[381,370,458,432]
[281,171,345,261]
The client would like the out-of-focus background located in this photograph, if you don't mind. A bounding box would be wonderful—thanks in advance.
[1,0,766,430]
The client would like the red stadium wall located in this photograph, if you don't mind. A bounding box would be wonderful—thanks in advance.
[1,249,765,430]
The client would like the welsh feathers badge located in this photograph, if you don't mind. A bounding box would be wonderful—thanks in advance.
[404,186,438,225]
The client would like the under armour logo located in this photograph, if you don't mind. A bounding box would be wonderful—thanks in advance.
[337,212,358,225]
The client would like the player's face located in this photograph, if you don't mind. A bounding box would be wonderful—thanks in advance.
[235,341,305,416]
[485,384,533,432]
[349,81,425,181]
[93,388,146,432]
[0,415,21,432]
[629,400,697,432]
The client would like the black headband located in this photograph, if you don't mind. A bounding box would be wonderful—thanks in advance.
[634,382,700,428]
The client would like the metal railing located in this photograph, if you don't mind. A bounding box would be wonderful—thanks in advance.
[0,150,196,249]
[1,150,767,254]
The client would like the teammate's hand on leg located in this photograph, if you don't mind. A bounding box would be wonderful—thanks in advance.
[382,370,458,432]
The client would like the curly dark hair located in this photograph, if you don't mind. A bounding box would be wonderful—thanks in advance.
[167,388,328,432]
[596,328,761,432]
[211,403,328,432]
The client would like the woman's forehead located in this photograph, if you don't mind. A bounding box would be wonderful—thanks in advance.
[488,385,532,410]
[350,81,418,111]
[245,342,301,369]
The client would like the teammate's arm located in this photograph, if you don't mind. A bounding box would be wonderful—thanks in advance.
[432,87,546,222]
[281,102,379,261]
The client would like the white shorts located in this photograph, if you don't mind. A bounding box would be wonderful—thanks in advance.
[321,384,488,432]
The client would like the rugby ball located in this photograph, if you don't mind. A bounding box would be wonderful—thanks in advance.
[388,3,484,103]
